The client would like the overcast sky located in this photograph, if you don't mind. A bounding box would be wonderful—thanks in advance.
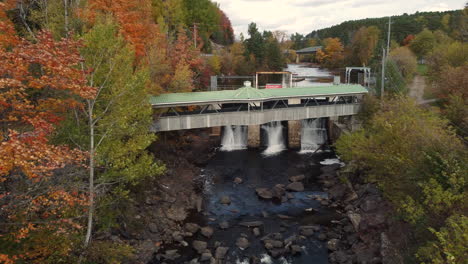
[215,0,465,38]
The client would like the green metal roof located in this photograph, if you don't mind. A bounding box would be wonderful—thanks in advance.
[296,46,322,54]
[150,85,368,107]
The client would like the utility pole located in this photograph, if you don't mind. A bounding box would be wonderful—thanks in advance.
[381,16,392,99]
[386,16,392,58]
[381,47,385,99]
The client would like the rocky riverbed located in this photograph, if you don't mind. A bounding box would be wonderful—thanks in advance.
[99,129,404,264]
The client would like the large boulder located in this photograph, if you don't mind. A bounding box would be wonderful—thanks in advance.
[201,226,214,238]
[236,237,250,250]
[185,223,200,233]
[327,239,340,251]
[289,174,305,182]
[286,182,304,192]
[215,247,229,259]
[347,212,361,231]
[272,184,286,199]
[256,188,273,199]
[192,240,207,254]
[219,196,231,205]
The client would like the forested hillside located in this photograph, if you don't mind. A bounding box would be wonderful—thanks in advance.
[306,10,466,45]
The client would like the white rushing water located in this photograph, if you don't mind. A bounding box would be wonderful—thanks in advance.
[220,125,247,151]
[300,118,328,153]
[262,121,286,156]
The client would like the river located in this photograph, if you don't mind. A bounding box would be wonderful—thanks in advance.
[153,65,343,264]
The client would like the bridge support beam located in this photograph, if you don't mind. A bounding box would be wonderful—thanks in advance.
[288,120,301,148]
[248,125,260,148]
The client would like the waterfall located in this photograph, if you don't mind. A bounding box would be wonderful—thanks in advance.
[262,121,285,155]
[220,125,247,151]
[300,118,328,153]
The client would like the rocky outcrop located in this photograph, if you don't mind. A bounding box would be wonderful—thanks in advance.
[317,163,405,264]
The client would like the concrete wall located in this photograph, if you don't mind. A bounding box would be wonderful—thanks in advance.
[288,120,301,148]
[247,125,260,148]
[152,104,361,132]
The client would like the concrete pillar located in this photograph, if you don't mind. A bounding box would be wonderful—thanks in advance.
[247,125,260,148]
[288,120,301,149]
[296,54,300,63]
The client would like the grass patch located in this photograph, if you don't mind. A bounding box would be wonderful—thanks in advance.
[417,64,428,76]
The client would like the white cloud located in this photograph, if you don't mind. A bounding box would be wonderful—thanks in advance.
[215,0,464,38]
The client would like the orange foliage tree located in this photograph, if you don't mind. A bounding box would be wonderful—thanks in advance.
[316,37,344,69]
[0,6,96,261]
[82,0,159,59]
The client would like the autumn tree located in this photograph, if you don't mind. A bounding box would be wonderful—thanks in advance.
[349,26,380,66]
[389,46,417,80]
[0,13,95,262]
[83,0,159,59]
[316,37,344,69]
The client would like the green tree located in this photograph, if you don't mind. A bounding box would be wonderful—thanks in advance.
[336,96,467,261]
[410,29,436,59]
[244,22,265,67]
[389,46,417,80]
[56,18,164,246]
[417,214,468,264]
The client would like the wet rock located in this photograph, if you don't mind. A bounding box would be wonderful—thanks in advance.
[148,223,158,233]
[318,233,327,241]
[193,240,207,254]
[271,232,283,240]
[299,226,316,237]
[361,197,379,212]
[253,227,261,237]
[327,239,340,251]
[185,223,200,233]
[239,221,263,227]
[200,251,212,262]
[286,193,295,199]
[162,249,180,261]
[291,245,302,255]
[215,247,229,259]
[347,212,361,231]
[366,212,386,227]
[172,231,184,242]
[284,235,297,245]
[330,250,349,263]
[272,185,286,199]
[343,225,354,233]
[256,188,273,199]
[347,234,359,245]
[236,237,250,250]
[265,239,283,248]
[277,214,293,219]
[166,206,187,221]
[262,211,269,218]
[189,258,199,264]
[269,248,286,258]
[286,182,304,192]
[201,226,214,238]
[289,174,305,182]
[219,196,231,205]
[328,184,347,200]
[234,177,243,184]
[219,221,229,230]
